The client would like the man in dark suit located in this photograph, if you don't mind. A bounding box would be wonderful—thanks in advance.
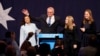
[22,7,63,33]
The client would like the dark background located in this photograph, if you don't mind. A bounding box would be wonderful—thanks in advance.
[0,0,100,44]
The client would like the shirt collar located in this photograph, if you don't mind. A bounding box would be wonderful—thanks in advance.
[48,15,54,18]
[25,23,31,26]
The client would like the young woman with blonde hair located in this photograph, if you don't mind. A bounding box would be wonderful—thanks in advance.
[80,9,96,47]
[65,16,75,30]
[63,16,79,56]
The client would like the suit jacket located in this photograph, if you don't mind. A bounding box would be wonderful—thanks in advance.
[30,14,64,33]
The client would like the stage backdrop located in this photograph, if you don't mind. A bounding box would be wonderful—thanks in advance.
[0,0,100,44]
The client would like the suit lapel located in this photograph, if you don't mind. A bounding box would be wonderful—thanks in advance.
[42,15,49,26]
[42,15,57,27]
[50,15,57,26]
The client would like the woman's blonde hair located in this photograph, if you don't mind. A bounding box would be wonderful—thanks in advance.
[83,9,94,24]
[65,15,74,30]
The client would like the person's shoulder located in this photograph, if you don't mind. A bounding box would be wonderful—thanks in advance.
[92,21,96,24]
[54,15,60,18]
[91,21,96,25]
[80,47,89,51]
[21,25,25,27]
[30,23,35,25]
[54,15,60,17]
[20,25,25,29]
[30,23,36,26]
[54,15,60,21]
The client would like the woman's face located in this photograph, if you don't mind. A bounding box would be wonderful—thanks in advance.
[24,16,30,24]
[84,11,90,20]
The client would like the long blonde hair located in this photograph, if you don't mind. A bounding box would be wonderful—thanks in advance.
[65,16,74,30]
[83,9,94,24]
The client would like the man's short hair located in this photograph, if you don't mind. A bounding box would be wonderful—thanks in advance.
[47,7,55,12]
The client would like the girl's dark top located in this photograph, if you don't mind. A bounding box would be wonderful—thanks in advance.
[81,21,96,34]
[62,26,79,42]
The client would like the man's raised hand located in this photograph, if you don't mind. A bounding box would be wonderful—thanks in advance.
[22,9,29,16]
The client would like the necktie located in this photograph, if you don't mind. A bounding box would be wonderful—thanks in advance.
[48,17,51,26]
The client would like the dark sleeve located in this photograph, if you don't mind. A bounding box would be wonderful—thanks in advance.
[81,22,84,28]
[74,26,79,41]
[80,21,85,33]
[85,22,96,34]
[29,15,41,22]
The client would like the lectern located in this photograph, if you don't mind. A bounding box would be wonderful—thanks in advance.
[37,33,63,50]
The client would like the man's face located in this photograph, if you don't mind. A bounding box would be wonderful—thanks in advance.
[47,9,54,17]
